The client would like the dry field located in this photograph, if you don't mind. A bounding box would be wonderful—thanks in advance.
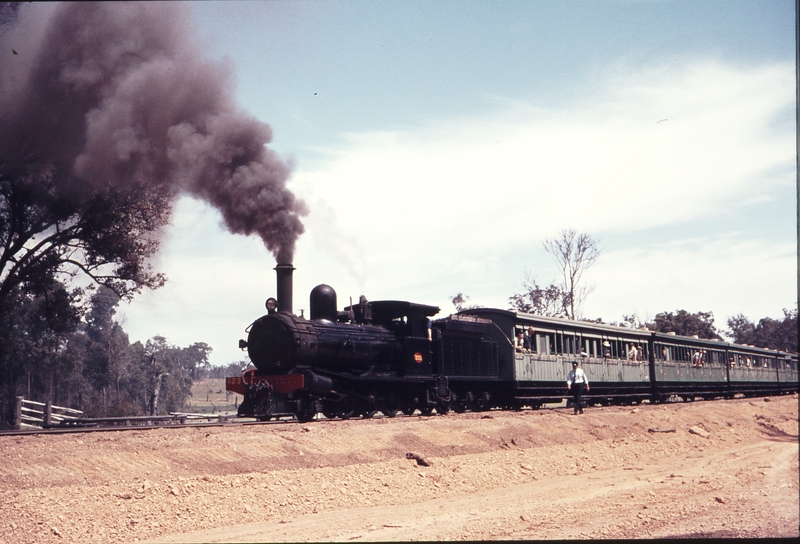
[0,394,797,543]
[186,379,240,415]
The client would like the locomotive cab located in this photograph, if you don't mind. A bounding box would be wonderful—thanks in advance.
[347,300,440,376]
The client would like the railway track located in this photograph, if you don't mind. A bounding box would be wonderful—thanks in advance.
[0,410,432,437]
[3,392,783,437]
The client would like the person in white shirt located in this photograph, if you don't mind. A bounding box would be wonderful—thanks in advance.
[566,359,590,415]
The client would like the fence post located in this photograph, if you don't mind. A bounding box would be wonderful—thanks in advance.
[13,396,23,430]
[44,401,52,426]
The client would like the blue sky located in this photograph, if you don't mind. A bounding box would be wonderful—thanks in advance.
[117,0,797,366]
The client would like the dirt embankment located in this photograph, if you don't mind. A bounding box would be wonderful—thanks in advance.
[0,394,797,543]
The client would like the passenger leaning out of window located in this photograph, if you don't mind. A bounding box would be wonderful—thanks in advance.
[628,343,638,362]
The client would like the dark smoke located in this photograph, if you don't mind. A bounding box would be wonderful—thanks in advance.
[0,3,306,263]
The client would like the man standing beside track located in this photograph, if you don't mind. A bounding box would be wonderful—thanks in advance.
[567,359,590,415]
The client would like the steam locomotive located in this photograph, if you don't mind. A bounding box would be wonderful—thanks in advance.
[226,264,798,421]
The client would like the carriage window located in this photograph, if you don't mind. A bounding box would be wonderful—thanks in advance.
[538,333,555,354]
[733,353,752,366]
[537,333,556,355]
[566,335,577,354]
[609,339,620,358]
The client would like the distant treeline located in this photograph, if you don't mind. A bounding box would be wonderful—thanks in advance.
[0,284,247,428]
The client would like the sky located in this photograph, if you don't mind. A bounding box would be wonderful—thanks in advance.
[111,0,797,366]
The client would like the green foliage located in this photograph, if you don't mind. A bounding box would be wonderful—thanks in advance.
[0,177,171,307]
[0,282,218,426]
[141,336,212,415]
[451,292,481,312]
[726,308,797,352]
[508,276,569,317]
[0,281,84,422]
[647,310,721,340]
[1,161,174,424]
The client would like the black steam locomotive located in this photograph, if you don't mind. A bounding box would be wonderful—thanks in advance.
[226,264,798,421]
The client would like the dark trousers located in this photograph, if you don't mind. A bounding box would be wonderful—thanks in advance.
[571,383,585,413]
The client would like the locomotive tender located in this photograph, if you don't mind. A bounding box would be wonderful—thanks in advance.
[226,264,798,421]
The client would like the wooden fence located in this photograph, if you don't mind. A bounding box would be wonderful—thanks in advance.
[11,397,230,430]
[13,396,83,429]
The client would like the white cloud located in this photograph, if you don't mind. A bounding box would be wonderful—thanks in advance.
[295,59,793,239]
[291,58,794,298]
[586,235,797,327]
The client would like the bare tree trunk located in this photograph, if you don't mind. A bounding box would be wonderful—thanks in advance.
[542,229,600,320]
[149,373,168,416]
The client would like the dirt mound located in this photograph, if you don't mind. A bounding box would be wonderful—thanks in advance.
[0,394,797,542]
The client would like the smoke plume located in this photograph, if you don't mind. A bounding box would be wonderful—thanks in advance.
[0,2,306,263]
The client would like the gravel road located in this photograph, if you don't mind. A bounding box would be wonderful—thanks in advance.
[1,394,797,542]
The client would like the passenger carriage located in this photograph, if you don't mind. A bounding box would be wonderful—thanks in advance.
[726,345,798,397]
[455,308,798,408]
[456,309,655,407]
[651,333,731,401]
[776,351,799,392]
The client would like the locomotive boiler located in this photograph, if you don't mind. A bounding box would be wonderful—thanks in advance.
[226,263,482,421]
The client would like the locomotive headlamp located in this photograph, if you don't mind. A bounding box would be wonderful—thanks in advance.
[238,339,248,350]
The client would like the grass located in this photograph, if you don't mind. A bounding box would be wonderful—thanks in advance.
[186,378,241,415]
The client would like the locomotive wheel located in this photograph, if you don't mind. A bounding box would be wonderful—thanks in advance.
[322,400,337,419]
[436,399,451,415]
[360,395,378,418]
[295,399,317,423]
[296,409,316,423]
[451,394,467,413]
[336,397,356,420]
[401,405,416,416]
[380,396,399,418]
[419,406,434,416]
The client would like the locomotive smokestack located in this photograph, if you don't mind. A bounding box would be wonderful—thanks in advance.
[275,263,295,314]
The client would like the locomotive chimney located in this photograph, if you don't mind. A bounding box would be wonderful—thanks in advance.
[275,263,295,314]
